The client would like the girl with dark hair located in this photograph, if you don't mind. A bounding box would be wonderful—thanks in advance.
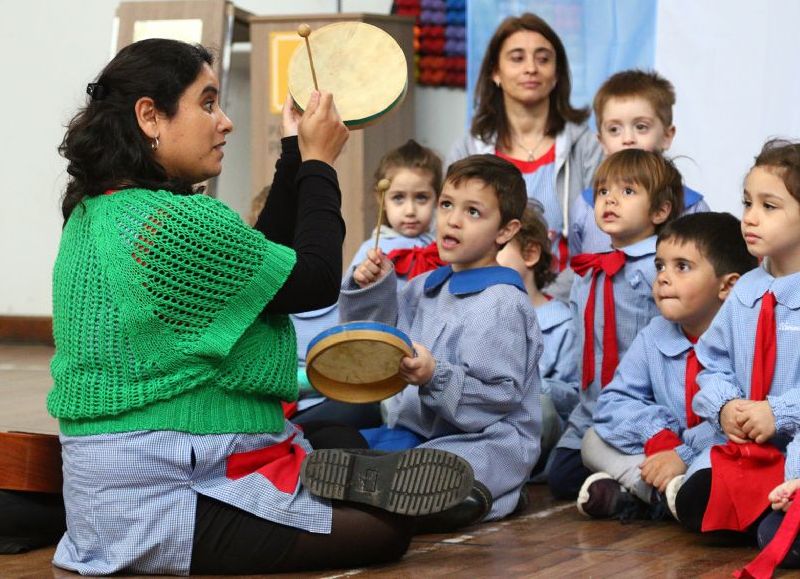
[48,38,474,575]
[448,13,602,296]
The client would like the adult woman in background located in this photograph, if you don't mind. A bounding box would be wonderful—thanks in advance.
[448,12,602,297]
[48,38,472,575]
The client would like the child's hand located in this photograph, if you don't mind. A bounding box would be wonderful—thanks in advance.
[639,450,687,492]
[720,399,749,443]
[399,342,435,385]
[768,479,800,512]
[353,248,392,288]
[736,399,776,444]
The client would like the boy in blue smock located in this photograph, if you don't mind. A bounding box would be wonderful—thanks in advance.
[673,142,800,556]
[548,148,685,500]
[497,206,579,470]
[569,70,709,257]
[292,140,443,425]
[339,155,542,526]
[577,212,756,520]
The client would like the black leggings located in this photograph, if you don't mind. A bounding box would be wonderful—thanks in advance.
[191,496,414,574]
[191,421,416,574]
[675,468,767,540]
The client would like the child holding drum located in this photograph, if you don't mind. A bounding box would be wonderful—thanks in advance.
[293,140,445,427]
[338,155,543,530]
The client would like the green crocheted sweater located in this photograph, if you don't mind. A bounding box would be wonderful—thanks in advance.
[48,188,298,436]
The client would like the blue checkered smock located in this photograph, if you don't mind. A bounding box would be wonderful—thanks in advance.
[339,265,543,521]
[593,316,724,466]
[52,422,330,576]
[557,236,661,451]
[535,299,579,421]
[692,266,800,479]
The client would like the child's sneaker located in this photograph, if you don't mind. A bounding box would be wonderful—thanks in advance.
[665,474,685,521]
[576,472,626,518]
[300,447,474,516]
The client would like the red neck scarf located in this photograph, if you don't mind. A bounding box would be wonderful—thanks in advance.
[735,493,800,579]
[387,242,445,280]
[703,291,782,533]
[684,332,702,428]
[751,291,777,401]
[570,250,626,389]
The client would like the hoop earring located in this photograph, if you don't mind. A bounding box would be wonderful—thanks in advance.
[151,136,160,151]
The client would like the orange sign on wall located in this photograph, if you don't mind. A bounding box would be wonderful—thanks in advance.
[269,31,303,114]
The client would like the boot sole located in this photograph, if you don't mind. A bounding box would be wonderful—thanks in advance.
[301,448,474,516]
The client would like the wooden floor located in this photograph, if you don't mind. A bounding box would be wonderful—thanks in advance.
[2,343,800,578]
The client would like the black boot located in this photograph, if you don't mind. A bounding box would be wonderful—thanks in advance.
[413,480,493,534]
[300,448,474,516]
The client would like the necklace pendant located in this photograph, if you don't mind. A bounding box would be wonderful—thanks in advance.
[527,152,535,162]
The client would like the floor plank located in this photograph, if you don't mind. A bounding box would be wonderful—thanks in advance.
[3,344,800,578]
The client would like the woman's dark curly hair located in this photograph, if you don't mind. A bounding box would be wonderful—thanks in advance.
[59,38,213,222]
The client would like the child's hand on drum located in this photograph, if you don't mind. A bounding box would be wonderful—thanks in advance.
[298,91,349,166]
[399,343,435,385]
[354,248,392,288]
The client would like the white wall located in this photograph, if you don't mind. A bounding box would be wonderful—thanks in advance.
[0,0,118,316]
[0,0,465,316]
[7,0,795,316]
[656,0,800,217]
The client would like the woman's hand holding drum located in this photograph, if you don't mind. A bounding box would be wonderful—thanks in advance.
[297,90,349,166]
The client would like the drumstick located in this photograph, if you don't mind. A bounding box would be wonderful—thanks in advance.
[297,24,319,91]
[373,179,391,252]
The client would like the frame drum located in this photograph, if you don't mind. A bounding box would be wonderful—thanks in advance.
[288,21,408,128]
[305,321,414,403]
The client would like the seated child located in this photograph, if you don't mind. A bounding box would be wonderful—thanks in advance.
[674,141,800,545]
[578,212,756,520]
[548,148,685,500]
[292,139,442,424]
[339,155,543,524]
[497,206,579,466]
[569,69,709,257]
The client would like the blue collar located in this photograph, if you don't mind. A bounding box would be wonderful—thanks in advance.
[734,265,800,310]
[651,316,694,357]
[581,185,703,209]
[423,265,527,296]
[619,235,657,258]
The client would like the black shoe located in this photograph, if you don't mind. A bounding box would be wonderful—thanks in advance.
[577,473,626,518]
[617,491,670,524]
[301,448,474,516]
[414,481,493,534]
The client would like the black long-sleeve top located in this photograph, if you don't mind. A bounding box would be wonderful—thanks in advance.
[254,137,346,314]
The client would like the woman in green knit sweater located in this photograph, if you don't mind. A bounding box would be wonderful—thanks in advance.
[48,38,474,575]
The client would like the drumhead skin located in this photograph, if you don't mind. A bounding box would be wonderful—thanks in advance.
[288,21,408,129]
[306,321,414,403]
